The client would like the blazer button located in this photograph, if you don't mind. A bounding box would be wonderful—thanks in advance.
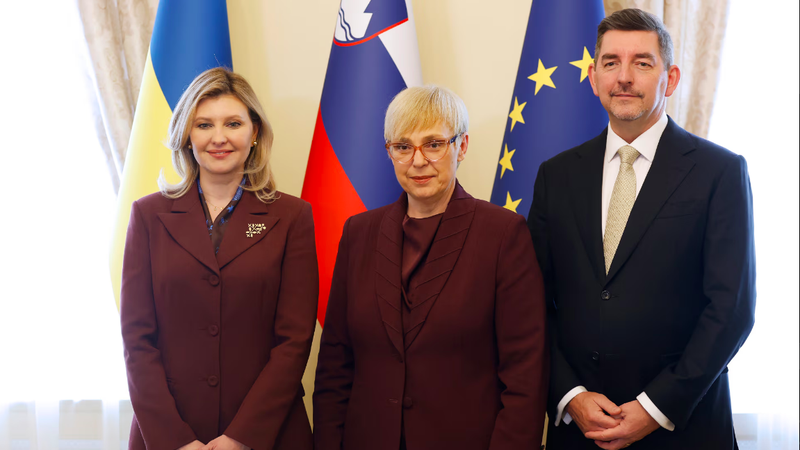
[600,290,611,300]
[592,351,600,361]
[208,325,219,336]
[208,275,220,286]
[207,375,219,387]
[403,396,413,409]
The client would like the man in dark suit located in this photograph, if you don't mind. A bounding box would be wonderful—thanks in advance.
[528,8,755,450]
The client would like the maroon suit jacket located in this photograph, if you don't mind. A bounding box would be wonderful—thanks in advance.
[313,183,548,450]
[120,184,318,450]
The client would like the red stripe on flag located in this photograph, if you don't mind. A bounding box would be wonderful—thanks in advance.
[302,109,367,326]
[333,18,408,47]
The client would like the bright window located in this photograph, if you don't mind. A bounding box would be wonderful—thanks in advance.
[708,0,800,416]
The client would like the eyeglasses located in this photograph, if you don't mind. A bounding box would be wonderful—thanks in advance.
[385,134,462,164]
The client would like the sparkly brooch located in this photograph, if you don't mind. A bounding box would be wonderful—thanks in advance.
[246,223,267,238]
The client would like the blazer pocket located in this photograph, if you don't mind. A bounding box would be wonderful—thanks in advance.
[656,200,704,219]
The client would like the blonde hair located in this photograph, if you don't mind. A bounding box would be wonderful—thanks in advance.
[158,67,277,203]
[384,85,469,144]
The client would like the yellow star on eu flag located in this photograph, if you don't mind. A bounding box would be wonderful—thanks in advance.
[498,144,515,179]
[503,192,522,213]
[508,97,526,132]
[570,47,594,82]
[528,59,557,95]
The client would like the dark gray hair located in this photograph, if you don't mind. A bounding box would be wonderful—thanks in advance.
[595,8,674,70]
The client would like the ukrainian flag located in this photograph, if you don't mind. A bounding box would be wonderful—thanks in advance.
[110,0,232,309]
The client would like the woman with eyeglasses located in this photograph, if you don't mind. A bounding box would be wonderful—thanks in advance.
[313,85,548,450]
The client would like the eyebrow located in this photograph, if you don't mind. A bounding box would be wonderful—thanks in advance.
[600,52,656,62]
[193,115,246,122]
[398,134,445,143]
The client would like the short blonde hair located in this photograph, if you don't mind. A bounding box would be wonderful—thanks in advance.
[158,67,277,203]
[384,85,469,143]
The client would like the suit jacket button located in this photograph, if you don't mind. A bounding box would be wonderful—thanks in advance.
[403,397,413,409]
[592,351,600,361]
[208,325,219,336]
[207,376,219,387]
[208,275,220,286]
[600,290,611,300]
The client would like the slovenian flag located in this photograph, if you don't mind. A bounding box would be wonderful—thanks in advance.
[109,0,233,309]
[302,0,422,325]
[489,0,607,219]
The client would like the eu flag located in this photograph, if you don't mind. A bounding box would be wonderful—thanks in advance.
[489,0,607,219]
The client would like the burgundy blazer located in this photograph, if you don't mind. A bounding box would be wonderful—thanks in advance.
[120,184,318,450]
[313,183,548,450]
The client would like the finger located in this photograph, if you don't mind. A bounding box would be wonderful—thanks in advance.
[594,439,627,450]
[595,395,622,416]
[586,425,628,442]
[589,410,621,429]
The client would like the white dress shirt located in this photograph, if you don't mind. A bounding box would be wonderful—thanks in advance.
[556,113,676,432]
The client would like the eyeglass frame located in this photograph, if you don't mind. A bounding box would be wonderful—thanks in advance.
[385,133,463,164]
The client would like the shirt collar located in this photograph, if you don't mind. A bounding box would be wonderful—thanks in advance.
[605,113,668,163]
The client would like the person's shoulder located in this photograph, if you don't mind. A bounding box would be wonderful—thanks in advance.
[347,203,393,229]
[270,191,309,215]
[670,122,744,167]
[132,191,173,215]
[472,198,526,228]
[546,127,607,168]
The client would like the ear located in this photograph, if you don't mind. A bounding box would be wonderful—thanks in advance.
[456,133,469,162]
[251,124,260,144]
[588,62,600,97]
[665,65,681,97]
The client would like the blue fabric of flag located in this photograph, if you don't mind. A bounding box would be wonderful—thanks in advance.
[150,0,233,110]
[489,0,607,219]
[320,4,409,210]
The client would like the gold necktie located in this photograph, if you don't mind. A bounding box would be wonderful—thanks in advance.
[604,145,640,274]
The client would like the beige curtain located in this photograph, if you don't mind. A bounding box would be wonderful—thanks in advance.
[77,0,158,192]
[604,0,730,138]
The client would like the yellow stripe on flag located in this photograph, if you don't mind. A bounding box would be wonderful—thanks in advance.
[110,51,180,310]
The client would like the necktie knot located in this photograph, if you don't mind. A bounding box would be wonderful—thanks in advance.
[618,145,640,166]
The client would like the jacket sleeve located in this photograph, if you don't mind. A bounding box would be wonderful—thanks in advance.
[313,217,354,450]
[120,200,197,450]
[224,202,319,449]
[644,154,756,429]
[527,162,584,420]
[489,214,549,449]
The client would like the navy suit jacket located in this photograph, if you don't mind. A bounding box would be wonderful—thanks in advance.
[528,118,755,449]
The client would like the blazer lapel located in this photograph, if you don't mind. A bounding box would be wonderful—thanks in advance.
[605,118,696,283]
[375,193,406,359]
[216,190,279,270]
[157,184,220,276]
[570,130,608,286]
[404,183,476,350]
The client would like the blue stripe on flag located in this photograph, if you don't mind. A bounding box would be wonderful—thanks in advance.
[320,38,406,210]
[150,0,233,110]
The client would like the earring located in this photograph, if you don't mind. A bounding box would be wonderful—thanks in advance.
[252,140,257,146]
[188,144,192,149]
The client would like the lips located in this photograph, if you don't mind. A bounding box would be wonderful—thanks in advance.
[208,150,233,159]
[410,175,434,184]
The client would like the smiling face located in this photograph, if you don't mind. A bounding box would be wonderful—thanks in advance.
[589,30,680,135]
[392,123,468,217]
[190,94,258,182]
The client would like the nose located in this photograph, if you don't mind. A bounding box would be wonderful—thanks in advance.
[617,64,633,85]
[211,127,228,145]
[411,147,427,167]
